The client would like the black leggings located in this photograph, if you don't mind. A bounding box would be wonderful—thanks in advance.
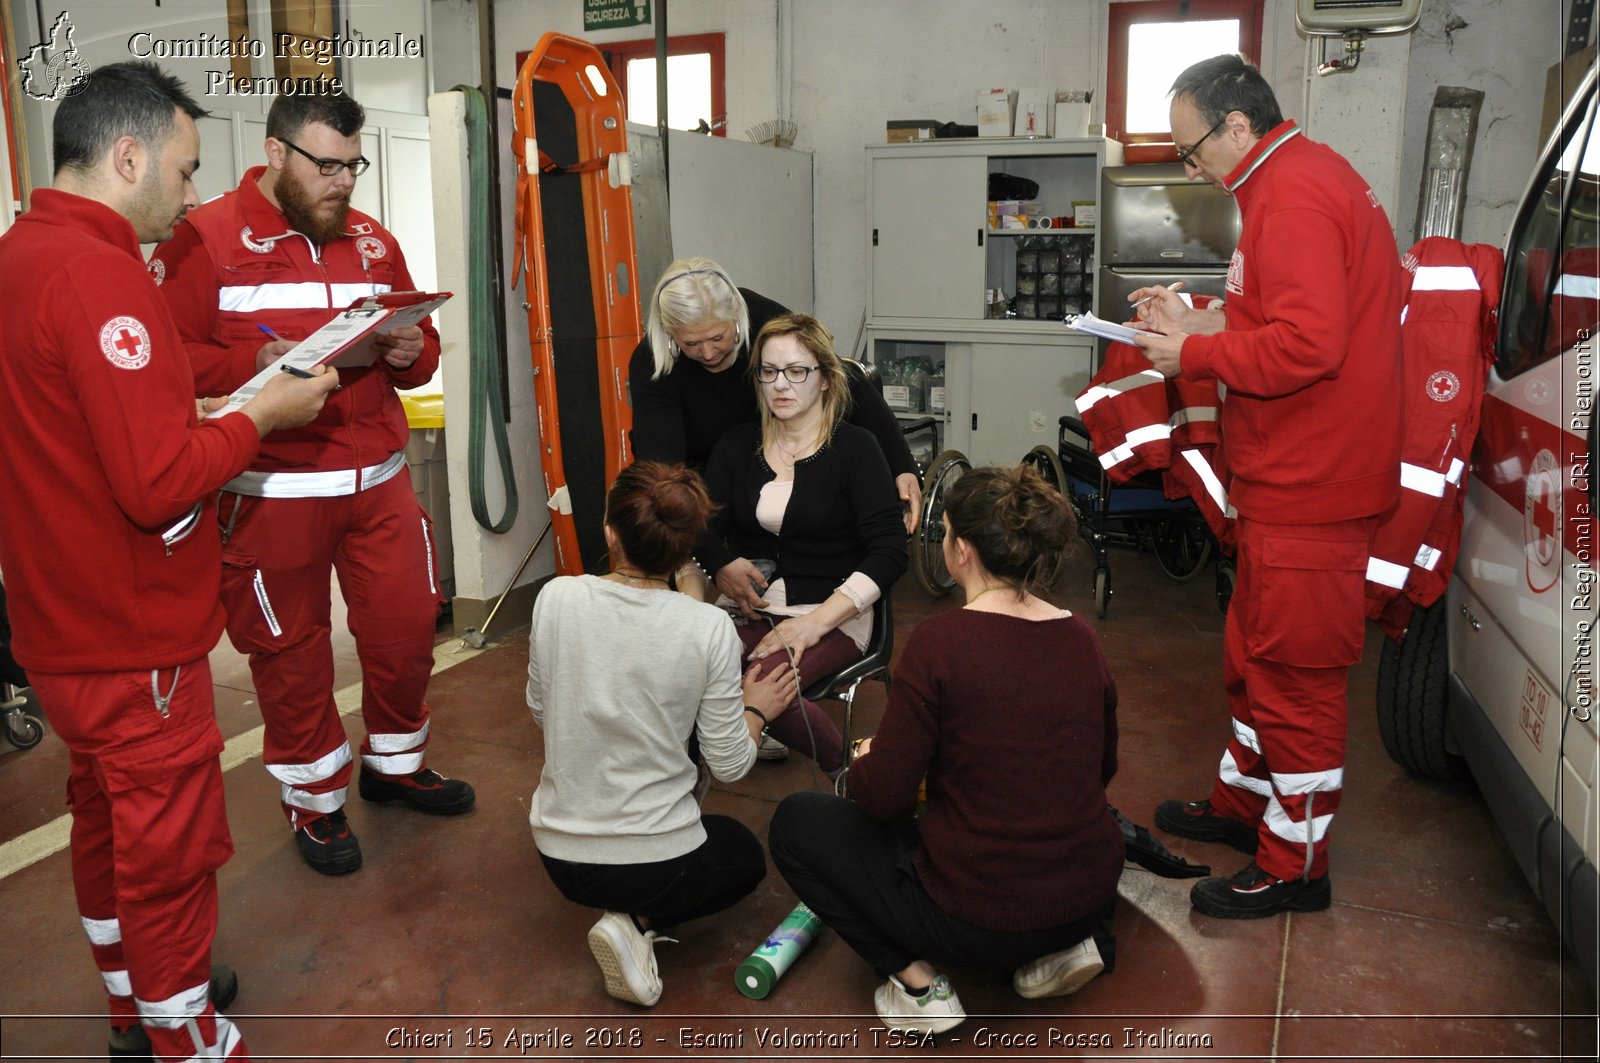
[769,791,1113,978]
[539,814,766,931]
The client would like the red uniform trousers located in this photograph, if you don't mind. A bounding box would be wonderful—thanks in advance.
[217,470,443,826]
[32,659,248,1061]
[1206,515,1373,882]
[734,617,861,774]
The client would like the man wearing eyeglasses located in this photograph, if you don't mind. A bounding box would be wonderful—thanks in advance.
[1128,55,1404,921]
[153,92,474,876]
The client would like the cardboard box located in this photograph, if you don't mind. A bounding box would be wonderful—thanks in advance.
[1013,88,1051,137]
[887,120,940,143]
[977,89,1014,138]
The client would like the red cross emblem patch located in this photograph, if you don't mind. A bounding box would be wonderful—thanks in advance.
[99,316,151,370]
[1425,370,1460,403]
[1524,447,1562,593]
[356,235,387,261]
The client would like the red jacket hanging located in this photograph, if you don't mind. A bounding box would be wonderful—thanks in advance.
[1365,237,1504,637]
[1073,295,1234,545]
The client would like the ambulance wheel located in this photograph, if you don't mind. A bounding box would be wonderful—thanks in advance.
[1151,511,1213,583]
[1020,446,1070,589]
[1093,567,1111,618]
[1376,599,1469,781]
[912,451,971,598]
[6,712,43,750]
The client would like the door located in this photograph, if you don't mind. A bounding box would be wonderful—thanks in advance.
[870,153,986,320]
[966,339,1094,467]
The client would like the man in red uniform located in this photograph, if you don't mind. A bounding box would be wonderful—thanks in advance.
[152,93,474,875]
[1132,55,1404,918]
[0,62,336,1060]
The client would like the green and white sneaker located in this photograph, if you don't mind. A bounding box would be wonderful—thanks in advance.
[873,973,965,1034]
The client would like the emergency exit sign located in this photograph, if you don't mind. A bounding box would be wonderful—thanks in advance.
[584,0,650,30]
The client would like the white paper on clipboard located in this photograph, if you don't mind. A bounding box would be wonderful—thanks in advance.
[1064,311,1157,345]
[206,291,451,419]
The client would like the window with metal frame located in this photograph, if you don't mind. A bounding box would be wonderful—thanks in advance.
[602,32,727,135]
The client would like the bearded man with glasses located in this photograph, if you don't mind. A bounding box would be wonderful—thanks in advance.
[153,92,474,876]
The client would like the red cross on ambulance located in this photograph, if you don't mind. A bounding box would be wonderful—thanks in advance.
[1523,447,1562,593]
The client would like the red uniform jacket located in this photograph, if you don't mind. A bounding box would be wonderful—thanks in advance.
[1365,238,1504,637]
[152,167,439,474]
[1181,121,1405,525]
[1074,297,1234,545]
[0,191,260,673]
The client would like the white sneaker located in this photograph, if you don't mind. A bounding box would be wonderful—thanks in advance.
[873,973,965,1034]
[586,912,664,1006]
[1012,934,1104,999]
[756,733,790,761]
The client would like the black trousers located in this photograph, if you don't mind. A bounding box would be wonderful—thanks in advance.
[769,791,1112,979]
[539,814,766,931]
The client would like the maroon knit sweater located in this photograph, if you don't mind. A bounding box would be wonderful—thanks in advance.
[849,608,1124,931]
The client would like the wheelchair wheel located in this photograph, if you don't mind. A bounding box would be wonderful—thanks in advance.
[1093,566,1111,618]
[1215,558,1237,615]
[1020,445,1070,589]
[912,450,970,597]
[1150,511,1213,583]
[5,711,43,750]
[1020,444,1066,493]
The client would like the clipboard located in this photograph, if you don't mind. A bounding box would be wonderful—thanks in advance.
[205,291,452,419]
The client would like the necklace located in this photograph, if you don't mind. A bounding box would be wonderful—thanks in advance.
[610,568,669,589]
[963,584,1013,607]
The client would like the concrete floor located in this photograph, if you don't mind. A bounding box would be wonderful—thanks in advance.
[1,549,1596,1061]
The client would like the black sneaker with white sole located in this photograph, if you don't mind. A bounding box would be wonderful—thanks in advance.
[1190,862,1331,919]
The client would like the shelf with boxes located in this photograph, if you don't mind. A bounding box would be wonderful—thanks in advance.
[867,136,1120,322]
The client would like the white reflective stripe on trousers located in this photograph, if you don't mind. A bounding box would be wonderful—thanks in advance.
[81,914,120,945]
[282,785,348,813]
[362,749,425,774]
[265,741,353,787]
[1218,749,1273,797]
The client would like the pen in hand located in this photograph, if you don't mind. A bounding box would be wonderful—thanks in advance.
[259,324,314,378]
[1130,280,1187,310]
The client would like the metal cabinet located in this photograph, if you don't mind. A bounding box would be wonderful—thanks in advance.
[864,137,1120,467]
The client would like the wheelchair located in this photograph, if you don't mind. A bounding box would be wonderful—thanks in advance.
[908,423,1233,619]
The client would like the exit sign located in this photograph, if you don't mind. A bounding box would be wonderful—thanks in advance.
[584,0,650,30]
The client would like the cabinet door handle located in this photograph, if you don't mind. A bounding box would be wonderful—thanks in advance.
[873,228,879,247]
[977,228,984,247]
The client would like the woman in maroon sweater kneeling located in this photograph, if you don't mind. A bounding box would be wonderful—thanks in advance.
[768,466,1123,1035]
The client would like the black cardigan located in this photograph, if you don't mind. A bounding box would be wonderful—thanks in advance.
[700,421,908,604]
[626,288,916,479]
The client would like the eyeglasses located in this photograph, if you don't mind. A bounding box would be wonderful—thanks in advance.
[279,138,370,177]
[1175,114,1228,168]
[756,364,820,384]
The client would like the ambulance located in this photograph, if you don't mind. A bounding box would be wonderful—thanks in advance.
[1377,63,1598,994]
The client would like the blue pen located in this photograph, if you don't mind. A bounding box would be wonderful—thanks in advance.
[259,324,314,377]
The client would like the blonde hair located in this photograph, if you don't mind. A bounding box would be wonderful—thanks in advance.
[751,313,853,452]
[644,258,750,379]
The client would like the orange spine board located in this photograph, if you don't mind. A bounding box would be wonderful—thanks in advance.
[511,32,642,575]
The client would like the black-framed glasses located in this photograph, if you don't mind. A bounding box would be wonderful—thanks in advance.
[1175,114,1228,168]
[756,364,820,384]
[280,138,370,177]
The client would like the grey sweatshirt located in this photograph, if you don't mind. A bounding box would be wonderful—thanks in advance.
[526,575,757,863]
